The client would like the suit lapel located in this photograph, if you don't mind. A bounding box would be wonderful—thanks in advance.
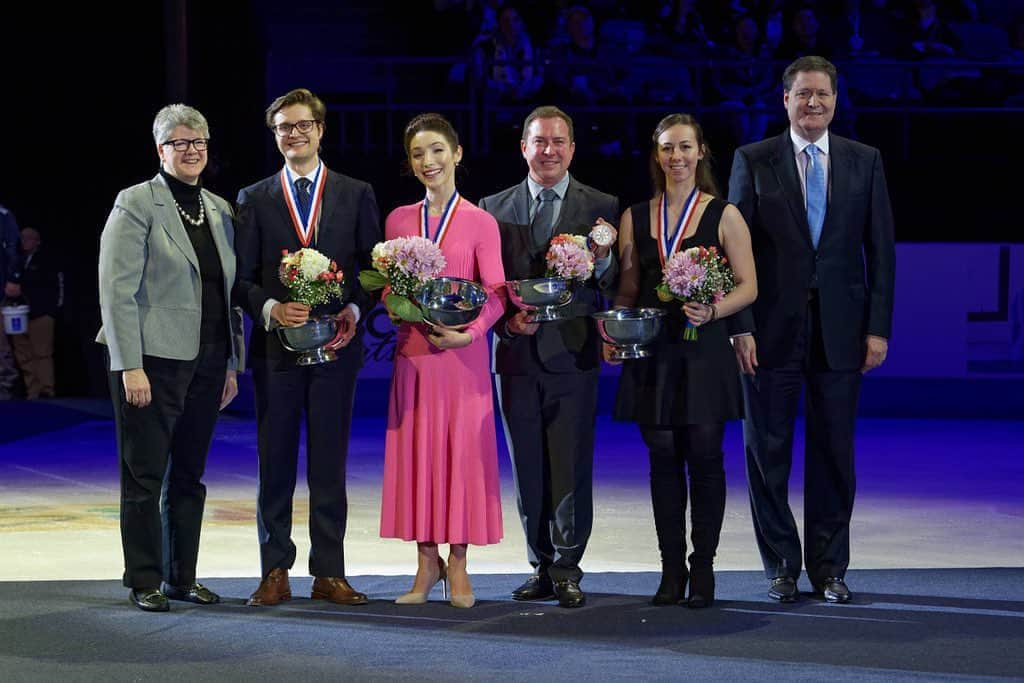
[151,175,199,271]
[769,133,814,250]
[555,179,587,237]
[821,134,850,246]
[512,180,530,227]
[269,174,299,248]
[316,169,340,251]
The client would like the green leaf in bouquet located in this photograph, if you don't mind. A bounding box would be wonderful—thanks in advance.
[385,293,424,322]
[655,283,677,303]
[358,269,387,291]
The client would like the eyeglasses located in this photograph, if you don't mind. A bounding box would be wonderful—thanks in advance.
[162,138,209,152]
[272,119,319,136]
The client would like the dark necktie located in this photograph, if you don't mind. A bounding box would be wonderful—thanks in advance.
[295,177,312,219]
[531,188,558,248]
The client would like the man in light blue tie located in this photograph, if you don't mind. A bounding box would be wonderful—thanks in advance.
[727,56,896,605]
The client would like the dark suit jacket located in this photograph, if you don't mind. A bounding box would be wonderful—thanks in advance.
[234,167,381,365]
[15,246,60,319]
[479,176,619,375]
[728,131,895,371]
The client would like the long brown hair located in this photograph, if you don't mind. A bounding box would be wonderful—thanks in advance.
[648,113,718,196]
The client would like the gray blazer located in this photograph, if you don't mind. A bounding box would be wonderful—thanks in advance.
[96,174,242,372]
[480,176,619,374]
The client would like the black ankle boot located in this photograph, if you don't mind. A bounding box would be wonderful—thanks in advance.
[687,565,715,608]
[651,569,688,606]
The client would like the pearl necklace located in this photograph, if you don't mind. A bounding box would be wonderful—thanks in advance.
[174,193,205,227]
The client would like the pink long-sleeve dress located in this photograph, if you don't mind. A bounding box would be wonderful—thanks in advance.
[379,199,505,545]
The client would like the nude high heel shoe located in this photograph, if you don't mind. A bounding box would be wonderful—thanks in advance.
[449,592,476,609]
[395,557,447,604]
[448,562,475,608]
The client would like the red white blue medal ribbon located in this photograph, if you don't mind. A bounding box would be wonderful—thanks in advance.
[657,187,700,266]
[279,162,326,247]
[420,190,460,247]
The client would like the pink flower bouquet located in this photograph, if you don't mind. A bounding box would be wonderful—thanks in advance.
[656,245,735,340]
[357,236,447,323]
[278,247,345,307]
[545,234,594,281]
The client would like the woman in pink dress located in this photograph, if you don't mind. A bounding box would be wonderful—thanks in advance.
[380,113,505,608]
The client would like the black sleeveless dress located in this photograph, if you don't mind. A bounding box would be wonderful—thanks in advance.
[613,197,744,426]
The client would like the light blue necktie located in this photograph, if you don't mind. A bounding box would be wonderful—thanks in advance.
[806,144,826,249]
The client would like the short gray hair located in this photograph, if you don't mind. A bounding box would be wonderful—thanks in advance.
[152,104,210,145]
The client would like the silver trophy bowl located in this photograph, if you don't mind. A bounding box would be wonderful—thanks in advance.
[592,308,667,359]
[506,277,574,322]
[276,316,339,365]
[417,277,488,328]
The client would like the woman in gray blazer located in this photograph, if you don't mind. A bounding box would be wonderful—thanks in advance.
[96,104,241,612]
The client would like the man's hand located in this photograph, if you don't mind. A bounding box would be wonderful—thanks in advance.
[507,310,539,336]
[861,335,888,374]
[271,301,310,327]
[601,342,622,365]
[220,370,238,410]
[732,334,758,375]
[326,307,357,350]
[589,217,618,259]
[122,368,152,408]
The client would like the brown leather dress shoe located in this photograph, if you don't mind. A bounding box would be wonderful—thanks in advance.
[311,576,368,605]
[247,568,291,606]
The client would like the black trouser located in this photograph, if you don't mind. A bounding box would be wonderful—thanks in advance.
[251,356,358,579]
[109,342,227,589]
[641,424,726,579]
[742,294,861,585]
[499,371,599,583]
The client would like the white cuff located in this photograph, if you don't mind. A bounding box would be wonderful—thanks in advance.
[262,299,280,331]
[345,302,361,324]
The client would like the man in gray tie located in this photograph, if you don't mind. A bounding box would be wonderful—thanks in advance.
[728,56,896,604]
[479,106,618,608]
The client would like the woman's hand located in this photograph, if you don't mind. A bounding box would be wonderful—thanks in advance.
[220,370,238,410]
[426,324,472,350]
[122,368,151,408]
[683,301,716,327]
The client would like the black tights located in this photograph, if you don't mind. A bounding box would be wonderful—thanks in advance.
[641,424,726,577]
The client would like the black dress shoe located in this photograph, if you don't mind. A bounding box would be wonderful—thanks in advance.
[768,576,798,603]
[815,577,851,604]
[162,582,221,605]
[511,574,555,601]
[553,579,585,608]
[130,588,169,612]
[651,573,687,606]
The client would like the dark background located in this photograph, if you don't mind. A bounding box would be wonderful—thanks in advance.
[2,1,1021,397]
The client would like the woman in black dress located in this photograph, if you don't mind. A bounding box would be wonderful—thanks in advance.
[609,113,756,607]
